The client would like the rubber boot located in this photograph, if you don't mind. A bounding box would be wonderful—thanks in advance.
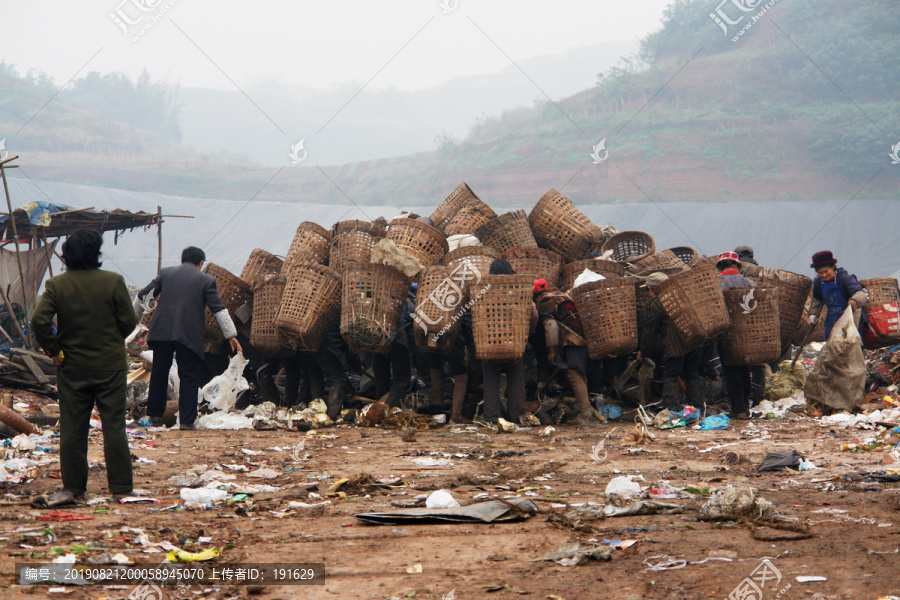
[567,370,598,426]
[325,382,346,421]
[430,368,444,405]
[450,374,471,424]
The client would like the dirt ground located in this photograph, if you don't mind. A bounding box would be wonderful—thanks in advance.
[2,413,899,600]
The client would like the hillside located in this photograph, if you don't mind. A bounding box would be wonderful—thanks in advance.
[2,0,897,206]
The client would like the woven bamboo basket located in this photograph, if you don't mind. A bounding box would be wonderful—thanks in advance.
[601,231,656,263]
[413,266,468,351]
[203,263,252,343]
[720,288,781,365]
[861,278,900,309]
[527,189,606,261]
[250,275,294,357]
[474,210,538,254]
[669,246,699,266]
[560,259,626,290]
[571,277,639,359]
[443,203,497,236]
[471,274,532,362]
[752,269,812,352]
[385,218,449,268]
[240,249,284,288]
[430,182,490,233]
[653,262,730,347]
[330,220,385,272]
[501,247,564,287]
[633,267,687,280]
[340,263,412,354]
[628,249,686,274]
[273,262,342,351]
[442,246,500,289]
[284,222,331,271]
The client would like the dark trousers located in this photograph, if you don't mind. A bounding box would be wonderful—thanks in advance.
[284,352,325,407]
[57,368,132,495]
[314,328,351,395]
[374,342,412,407]
[750,364,767,403]
[147,340,206,426]
[482,358,526,423]
[662,348,702,406]
[724,365,752,415]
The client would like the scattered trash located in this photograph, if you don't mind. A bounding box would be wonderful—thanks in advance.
[796,576,827,583]
[605,475,644,503]
[425,490,460,509]
[354,498,537,525]
[200,353,249,411]
[166,549,220,563]
[643,554,687,571]
[596,403,622,421]
[757,450,803,473]
[36,510,93,522]
[533,541,613,566]
[405,564,423,574]
[804,307,866,410]
[411,457,454,467]
[180,488,229,504]
[539,426,555,437]
[699,414,730,430]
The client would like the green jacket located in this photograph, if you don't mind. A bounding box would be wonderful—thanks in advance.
[32,269,138,371]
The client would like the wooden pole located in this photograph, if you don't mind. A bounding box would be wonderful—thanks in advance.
[0,284,30,349]
[157,206,162,275]
[0,163,30,318]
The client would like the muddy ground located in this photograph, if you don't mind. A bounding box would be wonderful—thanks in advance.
[2,414,899,600]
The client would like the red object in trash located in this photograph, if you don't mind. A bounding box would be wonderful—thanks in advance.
[863,302,900,344]
[36,510,94,522]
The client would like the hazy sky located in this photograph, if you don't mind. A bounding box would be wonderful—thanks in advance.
[3,0,674,91]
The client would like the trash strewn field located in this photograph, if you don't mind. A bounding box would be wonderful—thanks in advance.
[2,410,899,600]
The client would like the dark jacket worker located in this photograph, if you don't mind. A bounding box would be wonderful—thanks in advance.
[137,246,241,429]
[32,229,138,498]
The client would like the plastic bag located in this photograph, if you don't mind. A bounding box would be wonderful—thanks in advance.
[199,353,249,411]
[803,307,865,410]
[699,414,730,430]
[425,490,460,509]
[756,449,802,473]
[605,475,644,502]
[574,269,605,289]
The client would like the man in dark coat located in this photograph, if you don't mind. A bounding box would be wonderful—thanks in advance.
[137,246,242,429]
[32,229,138,498]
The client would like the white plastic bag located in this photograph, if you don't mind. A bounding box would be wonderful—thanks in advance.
[605,475,644,502]
[196,413,253,430]
[804,307,865,410]
[425,489,460,509]
[199,353,249,411]
[574,269,605,289]
[180,488,229,503]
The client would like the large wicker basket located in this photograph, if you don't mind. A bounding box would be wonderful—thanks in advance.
[430,182,490,234]
[413,266,468,351]
[444,203,497,236]
[274,262,342,352]
[720,288,781,365]
[240,249,284,288]
[284,222,331,271]
[669,246,699,266]
[861,278,900,308]
[442,246,500,289]
[340,263,412,354]
[628,250,685,274]
[601,231,656,263]
[501,247,564,287]
[752,269,812,352]
[653,262,730,347]
[330,220,385,272]
[527,189,606,261]
[471,274,533,362]
[571,277,638,359]
[385,218,449,268]
[250,275,294,357]
[202,263,252,343]
[139,295,158,328]
[474,210,538,254]
[560,259,626,290]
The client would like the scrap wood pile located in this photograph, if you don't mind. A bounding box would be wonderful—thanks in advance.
[0,348,57,398]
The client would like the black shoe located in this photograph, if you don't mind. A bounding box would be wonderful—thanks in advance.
[180,423,197,430]
[148,417,164,427]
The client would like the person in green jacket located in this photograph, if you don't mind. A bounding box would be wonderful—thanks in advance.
[32,229,138,499]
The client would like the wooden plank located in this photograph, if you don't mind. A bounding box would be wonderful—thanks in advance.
[20,355,50,387]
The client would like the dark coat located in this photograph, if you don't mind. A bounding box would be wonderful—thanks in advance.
[139,263,227,358]
[32,269,137,371]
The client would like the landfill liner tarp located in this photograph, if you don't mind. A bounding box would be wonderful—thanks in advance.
[803,307,866,410]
